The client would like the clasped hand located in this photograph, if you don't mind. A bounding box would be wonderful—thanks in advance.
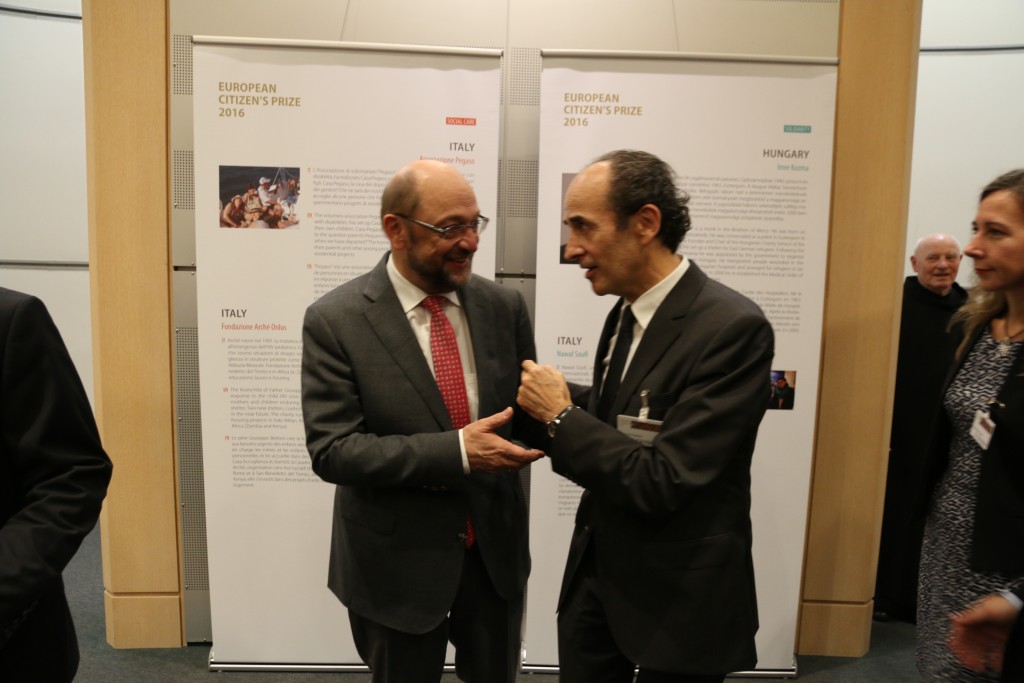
[517,360,572,423]
[463,407,545,473]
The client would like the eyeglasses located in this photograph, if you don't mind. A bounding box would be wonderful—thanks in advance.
[395,213,489,240]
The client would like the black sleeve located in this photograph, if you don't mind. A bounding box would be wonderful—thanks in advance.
[0,293,112,643]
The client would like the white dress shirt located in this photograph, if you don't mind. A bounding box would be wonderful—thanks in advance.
[602,255,690,388]
[387,256,477,473]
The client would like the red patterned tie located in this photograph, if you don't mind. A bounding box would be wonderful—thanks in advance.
[422,295,475,547]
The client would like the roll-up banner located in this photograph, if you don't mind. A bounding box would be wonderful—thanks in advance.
[192,38,500,668]
[526,53,838,674]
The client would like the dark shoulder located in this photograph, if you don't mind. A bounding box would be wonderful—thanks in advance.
[0,286,37,314]
[307,269,375,315]
[698,276,768,321]
[678,274,774,356]
[463,274,526,309]
[0,287,49,332]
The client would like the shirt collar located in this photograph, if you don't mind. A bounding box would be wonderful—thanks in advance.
[386,253,460,314]
[627,255,689,331]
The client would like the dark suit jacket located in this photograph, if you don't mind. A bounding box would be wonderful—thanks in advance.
[876,276,967,618]
[0,288,112,682]
[549,262,773,675]
[918,320,1024,577]
[988,342,1024,683]
[918,320,1024,681]
[301,254,535,634]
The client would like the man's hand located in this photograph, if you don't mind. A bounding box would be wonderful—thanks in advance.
[948,593,1020,673]
[517,360,573,423]
[463,407,545,473]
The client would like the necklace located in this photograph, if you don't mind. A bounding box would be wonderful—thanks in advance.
[996,318,1024,358]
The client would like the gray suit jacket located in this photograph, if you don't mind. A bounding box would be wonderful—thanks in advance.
[551,262,773,675]
[301,254,535,634]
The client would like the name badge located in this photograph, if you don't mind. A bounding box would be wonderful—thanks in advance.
[970,409,995,450]
[616,414,663,446]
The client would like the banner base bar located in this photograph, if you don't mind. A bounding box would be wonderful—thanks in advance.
[521,666,798,679]
[208,657,467,674]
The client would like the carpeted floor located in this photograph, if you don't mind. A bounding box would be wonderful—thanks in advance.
[65,527,922,681]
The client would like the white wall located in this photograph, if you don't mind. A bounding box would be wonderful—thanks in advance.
[905,1,1024,282]
[0,1,94,401]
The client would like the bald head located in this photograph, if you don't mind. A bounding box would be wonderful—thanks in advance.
[381,159,472,220]
[380,159,480,294]
[911,233,962,296]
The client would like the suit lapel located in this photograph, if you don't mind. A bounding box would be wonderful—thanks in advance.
[607,263,708,421]
[461,278,498,417]
[362,255,452,429]
[590,303,621,416]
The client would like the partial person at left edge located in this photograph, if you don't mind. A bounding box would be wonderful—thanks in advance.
[0,287,113,682]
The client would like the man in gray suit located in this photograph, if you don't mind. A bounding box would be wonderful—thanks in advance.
[301,159,544,683]
[518,150,773,682]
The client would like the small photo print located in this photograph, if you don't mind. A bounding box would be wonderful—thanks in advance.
[218,166,300,230]
[768,370,796,410]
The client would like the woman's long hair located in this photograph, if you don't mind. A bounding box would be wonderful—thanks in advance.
[952,169,1024,360]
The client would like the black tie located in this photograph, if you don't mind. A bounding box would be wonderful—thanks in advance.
[597,305,635,422]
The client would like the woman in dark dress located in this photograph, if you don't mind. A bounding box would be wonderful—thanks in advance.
[916,169,1024,682]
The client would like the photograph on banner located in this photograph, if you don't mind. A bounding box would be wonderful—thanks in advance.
[768,370,796,411]
[526,57,837,671]
[192,41,502,666]
[218,165,301,229]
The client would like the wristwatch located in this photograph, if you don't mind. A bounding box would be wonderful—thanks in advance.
[547,405,577,438]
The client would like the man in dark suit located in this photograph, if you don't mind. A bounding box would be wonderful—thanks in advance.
[518,150,774,682]
[301,159,544,683]
[875,233,965,623]
[0,287,112,682]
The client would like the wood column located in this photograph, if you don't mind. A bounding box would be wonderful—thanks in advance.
[798,0,923,656]
[83,0,183,648]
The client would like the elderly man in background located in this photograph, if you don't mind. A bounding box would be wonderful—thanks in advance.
[875,233,966,623]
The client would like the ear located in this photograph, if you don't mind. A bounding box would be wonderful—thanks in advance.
[382,214,407,251]
[910,255,919,273]
[632,204,662,246]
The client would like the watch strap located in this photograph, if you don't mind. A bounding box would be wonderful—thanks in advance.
[547,405,577,438]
